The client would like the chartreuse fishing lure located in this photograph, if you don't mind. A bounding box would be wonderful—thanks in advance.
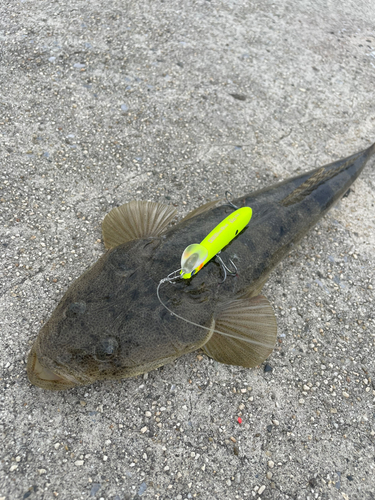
[180,207,252,279]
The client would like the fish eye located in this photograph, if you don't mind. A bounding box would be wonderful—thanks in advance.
[95,337,119,361]
[66,301,86,317]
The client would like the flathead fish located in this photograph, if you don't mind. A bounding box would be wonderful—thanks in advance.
[27,143,375,390]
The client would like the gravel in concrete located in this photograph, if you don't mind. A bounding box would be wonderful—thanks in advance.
[1,1,374,499]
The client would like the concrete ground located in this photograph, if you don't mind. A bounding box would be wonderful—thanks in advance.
[0,0,374,499]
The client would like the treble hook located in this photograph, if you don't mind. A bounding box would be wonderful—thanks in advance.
[159,268,183,286]
[225,191,239,210]
[215,252,238,283]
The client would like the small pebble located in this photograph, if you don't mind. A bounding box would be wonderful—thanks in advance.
[140,426,148,433]
[309,478,318,488]
[75,460,84,466]
[268,461,274,468]
[90,484,101,496]
[138,482,147,496]
[258,485,266,495]
[230,93,247,101]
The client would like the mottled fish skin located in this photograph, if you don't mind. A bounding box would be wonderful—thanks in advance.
[27,143,375,390]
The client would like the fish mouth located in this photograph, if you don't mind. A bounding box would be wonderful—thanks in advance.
[27,346,78,390]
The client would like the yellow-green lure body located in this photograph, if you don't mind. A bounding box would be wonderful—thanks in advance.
[180,207,252,279]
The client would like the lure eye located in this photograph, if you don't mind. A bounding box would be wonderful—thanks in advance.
[181,244,208,276]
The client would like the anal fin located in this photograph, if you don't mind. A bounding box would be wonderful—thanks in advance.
[202,295,277,368]
[102,200,177,249]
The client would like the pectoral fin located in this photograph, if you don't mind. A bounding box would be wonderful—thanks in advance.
[202,295,277,367]
[102,200,177,249]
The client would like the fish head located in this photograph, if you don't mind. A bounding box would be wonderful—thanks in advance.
[27,238,212,390]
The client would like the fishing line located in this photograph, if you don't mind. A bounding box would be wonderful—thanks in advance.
[156,273,274,348]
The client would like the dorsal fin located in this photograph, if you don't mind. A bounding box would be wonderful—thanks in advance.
[180,199,222,223]
[102,200,177,249]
